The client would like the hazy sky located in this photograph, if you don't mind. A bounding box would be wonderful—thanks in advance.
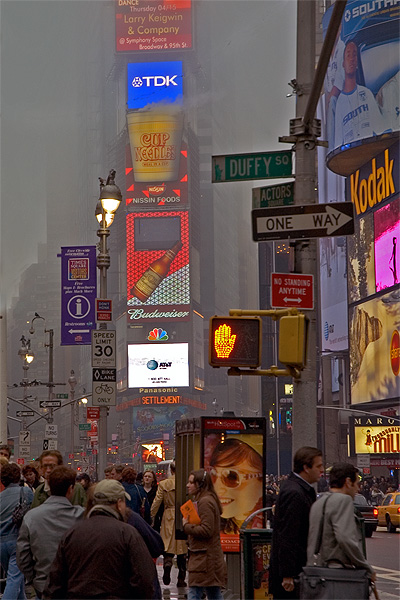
[1,0,297,305]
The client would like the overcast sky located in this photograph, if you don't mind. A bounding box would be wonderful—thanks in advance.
[1,0,297,306]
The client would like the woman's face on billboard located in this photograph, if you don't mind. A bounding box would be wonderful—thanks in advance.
[211,457,262,521]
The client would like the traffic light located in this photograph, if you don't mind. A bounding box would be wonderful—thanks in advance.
[209,316,262,368]
[278,314,309,369]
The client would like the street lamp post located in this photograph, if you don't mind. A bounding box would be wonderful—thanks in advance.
[68,370,77,453]
[29,314,61,423]
[18,336,35,429]
[95,169,122,480]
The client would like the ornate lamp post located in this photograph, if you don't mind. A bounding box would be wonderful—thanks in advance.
[95,169,122,480]
[18,335,35,429]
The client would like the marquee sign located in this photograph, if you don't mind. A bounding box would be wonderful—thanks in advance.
[350,415,400,455]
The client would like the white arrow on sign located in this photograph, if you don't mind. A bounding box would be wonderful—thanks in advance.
[283,297,302,303]
[68,328,90,334]
[256,205,353,236]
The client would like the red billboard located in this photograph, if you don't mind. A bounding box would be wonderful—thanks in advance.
[115,0,192,53]
[126,210,190,323]
[125,143,188,209]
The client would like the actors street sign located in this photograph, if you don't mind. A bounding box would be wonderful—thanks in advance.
[252,202,354,241]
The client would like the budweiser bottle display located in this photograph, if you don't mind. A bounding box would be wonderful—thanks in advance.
[131,240,182,302]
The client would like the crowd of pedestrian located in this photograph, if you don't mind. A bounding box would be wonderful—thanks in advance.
[0,442,396,599]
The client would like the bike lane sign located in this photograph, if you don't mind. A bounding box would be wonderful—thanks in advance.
[92,368,116,406]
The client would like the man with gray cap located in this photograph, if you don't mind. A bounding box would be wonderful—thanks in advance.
[43,479,156,599]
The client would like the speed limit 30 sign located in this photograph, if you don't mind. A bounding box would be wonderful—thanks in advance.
[91,330,116,368]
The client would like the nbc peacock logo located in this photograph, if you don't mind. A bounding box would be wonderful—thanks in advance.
[147,328,169,342]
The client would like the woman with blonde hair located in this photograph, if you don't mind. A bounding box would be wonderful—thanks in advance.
[183,469,227,600]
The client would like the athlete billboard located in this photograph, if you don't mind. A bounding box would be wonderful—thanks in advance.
[323,0,399,174]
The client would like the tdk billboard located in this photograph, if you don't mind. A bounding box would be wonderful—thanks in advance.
[127,62,183,110]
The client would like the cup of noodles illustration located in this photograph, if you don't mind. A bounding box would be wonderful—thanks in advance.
[127,106,184,183]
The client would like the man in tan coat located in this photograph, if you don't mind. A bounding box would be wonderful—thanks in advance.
[151,462,187,587]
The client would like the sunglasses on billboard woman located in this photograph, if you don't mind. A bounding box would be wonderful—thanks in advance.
[210,467,263,489]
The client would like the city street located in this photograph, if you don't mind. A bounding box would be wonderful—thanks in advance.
[366,527,400,600]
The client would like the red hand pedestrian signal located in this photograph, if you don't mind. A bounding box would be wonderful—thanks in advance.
[214,324,237,358]
[209,316,261,368]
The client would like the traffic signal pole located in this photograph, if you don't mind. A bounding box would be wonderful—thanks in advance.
[279,0,347,452]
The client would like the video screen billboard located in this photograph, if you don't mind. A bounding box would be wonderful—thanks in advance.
[116,0,192,53]
[323,0,399,164]
[126,142,188,209]
[128,342,189,388]
[349,291,400,405]
[201,417,266,553]
[126,211,190,323]
[127,61,183,109]
[374,196,399,292]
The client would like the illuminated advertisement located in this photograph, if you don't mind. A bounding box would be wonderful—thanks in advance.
[349,415,400,455]
[127,61,183,109]
[349,291,400,405]
[128,342,189,388]
[115,0,192,53]
[201,417,266,553]
[346,144,399,303]
[126,211,190,323]
[374,197,399,292]
[127,105,185,183]
[125,142,188,208]
[323,0,399,172]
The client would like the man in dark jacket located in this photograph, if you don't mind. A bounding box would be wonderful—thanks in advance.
[42,479,156,599]
[31,451,86,508]
[269,446,323,599]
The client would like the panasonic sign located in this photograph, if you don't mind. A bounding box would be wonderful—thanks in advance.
[127,61,183,109]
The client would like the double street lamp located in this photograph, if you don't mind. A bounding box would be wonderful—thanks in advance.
[95,169,122,480]
[18,336,35,429]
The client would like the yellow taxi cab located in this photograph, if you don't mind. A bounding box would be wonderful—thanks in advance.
[377,492,400,532]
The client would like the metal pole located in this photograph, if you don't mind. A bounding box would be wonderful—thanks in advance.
[272,243,281,476]
[70,387,75,453]
[0,308,8,446]
[47,329,54,423]
[97,211,110,481]
[292,0,318,453]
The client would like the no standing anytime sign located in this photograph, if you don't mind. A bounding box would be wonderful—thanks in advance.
[271,273,314,310]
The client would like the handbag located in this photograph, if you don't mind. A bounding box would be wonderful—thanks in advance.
[12,487,30,527]
[300,495,370,600]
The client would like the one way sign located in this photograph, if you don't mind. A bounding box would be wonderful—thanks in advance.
[252,202,354,241]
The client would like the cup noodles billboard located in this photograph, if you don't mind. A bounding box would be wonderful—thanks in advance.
[115,0,192,53]
[323,0,399,168]
[126,210,190,323]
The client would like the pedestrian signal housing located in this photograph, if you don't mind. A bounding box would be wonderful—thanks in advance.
[278,314,309,369]
[209,316,262,368]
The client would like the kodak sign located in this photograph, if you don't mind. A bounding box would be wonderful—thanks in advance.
[349,148,395,215]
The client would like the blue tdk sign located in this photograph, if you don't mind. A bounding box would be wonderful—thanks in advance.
[127,61,183,109]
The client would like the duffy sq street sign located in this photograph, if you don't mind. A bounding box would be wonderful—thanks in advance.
[252,202,354,241]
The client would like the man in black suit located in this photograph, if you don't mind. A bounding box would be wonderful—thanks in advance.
[269,446,324,599]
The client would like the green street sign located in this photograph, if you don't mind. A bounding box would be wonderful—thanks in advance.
[78,423,91,431]
[56,393,69,399]
[212,150,292,183]
[252,181,295,208]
